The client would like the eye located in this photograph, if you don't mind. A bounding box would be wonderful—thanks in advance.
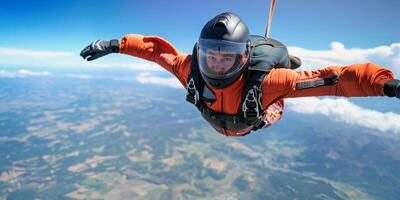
[207,55,216,61]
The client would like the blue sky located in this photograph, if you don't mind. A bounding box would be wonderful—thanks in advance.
[1,0,399,53]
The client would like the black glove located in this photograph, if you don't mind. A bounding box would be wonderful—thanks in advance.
[80,39,119,61]
[383,79,400,99]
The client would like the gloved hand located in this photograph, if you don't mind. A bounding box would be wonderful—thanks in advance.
[397,82,400,99]
[80,39,119,61]
[383,79,400,99]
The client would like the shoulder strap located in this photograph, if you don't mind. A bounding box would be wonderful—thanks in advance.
[186,43,204,109]
[240,67,267,127]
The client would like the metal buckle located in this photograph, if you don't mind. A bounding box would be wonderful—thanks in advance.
[242,89,259,119]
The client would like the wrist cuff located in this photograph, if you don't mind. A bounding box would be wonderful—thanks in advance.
[110,39,120,53]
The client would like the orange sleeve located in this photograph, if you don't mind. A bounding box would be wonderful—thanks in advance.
[261,63,395,108]
[119,34,191,87]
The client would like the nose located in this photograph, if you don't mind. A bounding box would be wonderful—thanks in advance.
[212,61,229,71]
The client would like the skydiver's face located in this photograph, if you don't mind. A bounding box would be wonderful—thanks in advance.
[205,49,236,75]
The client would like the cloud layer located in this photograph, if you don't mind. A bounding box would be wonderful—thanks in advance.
[135,72,182,88]
[0,47,163,71]
[288,42,400,75]
[286,97,400,134]
[0,69,51,77]
[0,47,73,57]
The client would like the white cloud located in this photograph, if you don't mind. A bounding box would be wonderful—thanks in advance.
[64,74,97,79]
[0,69,107,79]
[286,97,400,134]
[0,47,73,57]
[135,72,182,88]
[112,76,136,82]
[285,42,400,135]
[18,69,51,76]
[0,47,164,72]
[0,69,51,77]
[288,42,400,75]
[76,61,162,71]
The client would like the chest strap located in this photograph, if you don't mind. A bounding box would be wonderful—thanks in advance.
[187,81,263,127]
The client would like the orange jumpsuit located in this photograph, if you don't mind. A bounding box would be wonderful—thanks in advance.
[119,34,395,135]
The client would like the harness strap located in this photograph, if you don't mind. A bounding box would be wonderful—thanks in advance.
[241,70,267,129]
[202,108,242,124]
[186,44,204,108]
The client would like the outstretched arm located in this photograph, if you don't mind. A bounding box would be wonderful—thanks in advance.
[119,34,191,86]
[80,34,191,87]
[261,63,397,108]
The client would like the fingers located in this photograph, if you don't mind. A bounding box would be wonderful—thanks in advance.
[80,45,92,59]
[86,51,108,61]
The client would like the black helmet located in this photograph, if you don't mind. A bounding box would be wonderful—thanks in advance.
[198,12,251,89]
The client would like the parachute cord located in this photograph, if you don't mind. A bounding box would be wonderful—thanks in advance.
[265,0,276,38]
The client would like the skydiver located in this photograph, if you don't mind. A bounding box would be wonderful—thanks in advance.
[80,12,400,136]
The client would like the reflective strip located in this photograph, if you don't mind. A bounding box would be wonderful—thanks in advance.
[296,75,338,90]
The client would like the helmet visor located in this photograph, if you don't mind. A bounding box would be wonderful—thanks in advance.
[198,39,249,79]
